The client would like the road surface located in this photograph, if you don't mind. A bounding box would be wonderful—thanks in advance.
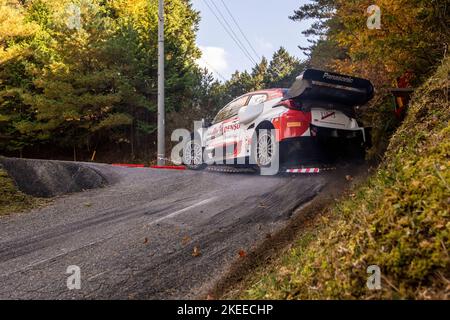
[0,162,328,299]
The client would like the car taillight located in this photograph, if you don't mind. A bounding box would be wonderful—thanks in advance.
[279,99,302,109]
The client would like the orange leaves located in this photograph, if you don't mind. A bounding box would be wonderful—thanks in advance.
[192,246,201,257]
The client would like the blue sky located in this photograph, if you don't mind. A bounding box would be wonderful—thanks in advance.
[192,0,314,81]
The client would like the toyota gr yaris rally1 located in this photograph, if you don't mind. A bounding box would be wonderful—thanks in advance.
[182,69,374,171]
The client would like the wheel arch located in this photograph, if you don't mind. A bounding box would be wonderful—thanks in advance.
[255,120,275,131]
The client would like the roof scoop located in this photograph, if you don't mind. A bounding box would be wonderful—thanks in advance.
[287,69,374,106]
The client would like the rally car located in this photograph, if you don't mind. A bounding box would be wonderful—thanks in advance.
[182,69,374,171]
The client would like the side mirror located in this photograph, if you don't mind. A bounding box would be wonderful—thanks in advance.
[238,103,264,124]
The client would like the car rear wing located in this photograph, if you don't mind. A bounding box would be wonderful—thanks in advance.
[286,69,374,106]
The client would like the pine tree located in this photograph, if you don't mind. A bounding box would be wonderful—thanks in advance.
[265,47,304,88]
[250,57,268,90]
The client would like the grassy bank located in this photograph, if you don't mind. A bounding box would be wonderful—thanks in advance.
[230,58,449,299]
[0,168,39,216]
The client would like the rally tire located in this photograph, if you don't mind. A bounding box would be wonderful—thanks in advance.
[182,135,207,171]
[252,125,279,171]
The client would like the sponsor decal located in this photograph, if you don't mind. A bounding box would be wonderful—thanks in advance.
[323,72,354,84]
[223,123,240,132]
[321,111,336,120]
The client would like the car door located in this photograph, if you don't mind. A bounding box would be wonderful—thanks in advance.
[205,95,248,162]
[221,95,249,160]
[237,93,269,157]
[204,105,230,162]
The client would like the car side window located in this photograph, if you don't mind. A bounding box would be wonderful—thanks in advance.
[213,106,231,124]
[213,95,248,123]
[247,94,267,106]
[227,95,249,116]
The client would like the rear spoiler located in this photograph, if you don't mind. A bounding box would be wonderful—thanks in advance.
[286,69,374,106]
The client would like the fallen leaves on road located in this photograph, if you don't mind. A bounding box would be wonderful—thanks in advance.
[192,246,201,257]
[258,202,267,208]
[143,237,148,244]
[238,249,246,258]
[345,175,353,181]
[182,236,191,245]
[84,202,92,207]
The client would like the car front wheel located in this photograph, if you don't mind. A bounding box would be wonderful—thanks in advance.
[182,137,207,170]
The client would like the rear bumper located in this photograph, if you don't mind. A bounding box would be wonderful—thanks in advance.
[309,124,367,142]
[279,127,369,165]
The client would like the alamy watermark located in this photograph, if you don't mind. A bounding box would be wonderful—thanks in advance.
[367,5,381,30]
[66,265,81,290]
[66,3,81,30]
[366,265,381,290]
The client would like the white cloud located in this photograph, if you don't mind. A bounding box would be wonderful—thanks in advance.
[255,37,274,52]
[197,46,228,80]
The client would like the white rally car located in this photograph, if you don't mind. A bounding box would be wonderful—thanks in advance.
[182,69,374,171]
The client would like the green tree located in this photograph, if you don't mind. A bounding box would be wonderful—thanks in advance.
[250,56,268,90]
[0,0,42,155]
[0,0,203,160]
[224,70,254,100]
[265,47,304,88]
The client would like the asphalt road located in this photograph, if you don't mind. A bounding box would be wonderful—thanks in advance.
[0,163,328,299]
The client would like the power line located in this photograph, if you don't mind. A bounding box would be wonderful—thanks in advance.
[201,60,228,82]
[208,0,259,66]
[219,0,261,61]
[202,0,258,67]
[202,0,256,66]
[202,0,295,85]
[217,2,298,80]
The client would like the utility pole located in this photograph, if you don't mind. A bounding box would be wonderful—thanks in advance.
[157,0,165,165]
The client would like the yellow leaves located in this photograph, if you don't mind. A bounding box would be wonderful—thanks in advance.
[0,46,27,64]
[411,180,421,188]
[181,235,191,245]
[0,0,39,41]
[419,240,432,249]
[192,246,201,257]
[320,215,329,224]
[330,0,444,84]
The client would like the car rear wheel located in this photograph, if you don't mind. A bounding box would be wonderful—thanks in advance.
[254,127,279,170]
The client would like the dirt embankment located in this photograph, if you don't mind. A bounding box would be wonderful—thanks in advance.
[0,157,117,198]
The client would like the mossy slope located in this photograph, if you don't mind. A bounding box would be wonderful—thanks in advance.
[236,58,449,299]
[0,168,38,216]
